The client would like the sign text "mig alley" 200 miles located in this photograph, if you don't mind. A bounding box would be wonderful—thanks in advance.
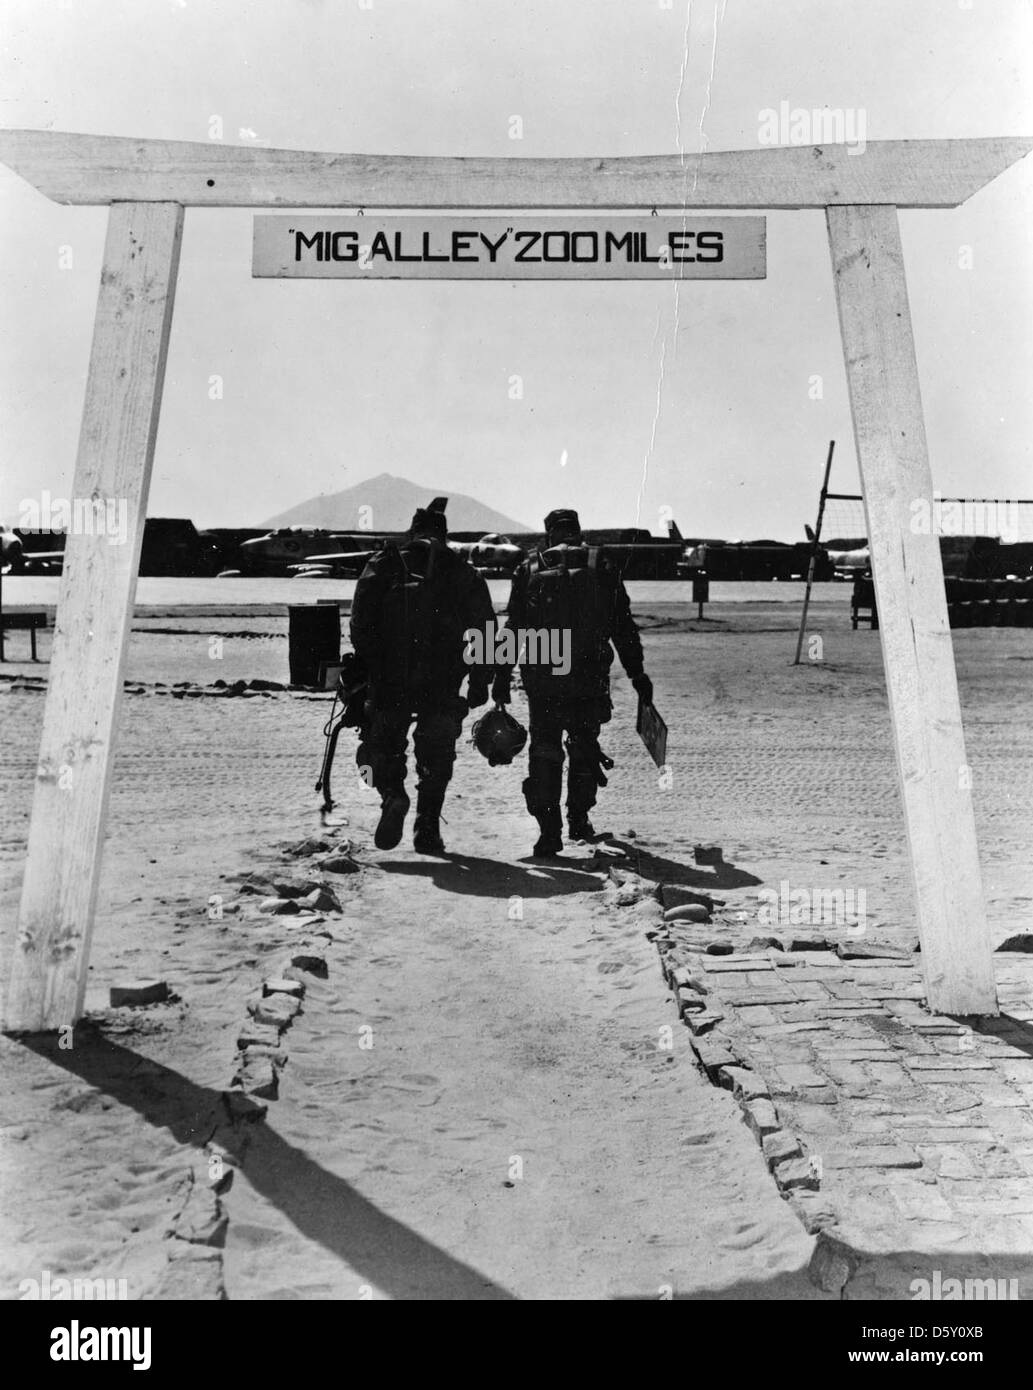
[252,216,766,280]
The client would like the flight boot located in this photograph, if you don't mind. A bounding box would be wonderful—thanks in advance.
[413,788,447,855]
[531,806,564,858]
[374,789,410,850]
[567,813,598,844]
[523,757,564,857]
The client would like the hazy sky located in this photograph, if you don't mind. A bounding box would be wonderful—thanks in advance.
[1,0,1031,537]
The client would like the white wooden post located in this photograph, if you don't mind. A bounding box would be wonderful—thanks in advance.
[2,201,183,1032]
[827,204,997,1016]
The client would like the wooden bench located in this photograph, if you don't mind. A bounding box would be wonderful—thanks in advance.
[0,610,48,661]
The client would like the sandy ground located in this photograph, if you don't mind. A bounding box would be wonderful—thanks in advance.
[0,597,1030,1299]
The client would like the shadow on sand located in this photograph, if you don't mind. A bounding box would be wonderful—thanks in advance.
[16,1029,515,1301]
[603,839,763,891]
[374,851,604,899]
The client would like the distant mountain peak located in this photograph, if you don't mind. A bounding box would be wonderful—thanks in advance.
[263,474,530,534]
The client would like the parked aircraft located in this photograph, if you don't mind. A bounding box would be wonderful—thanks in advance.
[286,553,378,577]
[806,527,870,577]
[238,527,379,576]
[827,546,870,576]
[447,533,524,575]
[1,525,63,573]
[286,531,524,578]
[242,513,526,579]
[1,525,24,571]
[681,537,830,581]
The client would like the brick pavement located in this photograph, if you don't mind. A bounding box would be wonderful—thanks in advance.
[648,891,1033,1298]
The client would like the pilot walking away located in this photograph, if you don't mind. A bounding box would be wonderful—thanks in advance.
[492,507,653,857]
[349,498,495,855]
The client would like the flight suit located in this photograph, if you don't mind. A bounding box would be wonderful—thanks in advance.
[349,537,495,833]
[497,543,647,841]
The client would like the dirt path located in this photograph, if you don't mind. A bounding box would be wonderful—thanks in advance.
[220,799,823,1300]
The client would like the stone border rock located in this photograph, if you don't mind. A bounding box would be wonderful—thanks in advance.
[135,837,358,1298]
[604,863,823,1205]
[166,836,357,1297]
[226,850,350,1108]
[0,672,298,699]
[151,1155,231,1300]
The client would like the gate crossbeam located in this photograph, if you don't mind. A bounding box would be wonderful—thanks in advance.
[0,130,1029,208]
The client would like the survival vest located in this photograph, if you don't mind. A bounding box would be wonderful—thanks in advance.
[520,544,613,693]
[378,539,470,688]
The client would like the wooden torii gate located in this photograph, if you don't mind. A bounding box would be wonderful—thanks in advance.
[1,131,1030,1031]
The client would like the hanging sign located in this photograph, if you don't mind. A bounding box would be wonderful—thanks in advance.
[253,215,766,280]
